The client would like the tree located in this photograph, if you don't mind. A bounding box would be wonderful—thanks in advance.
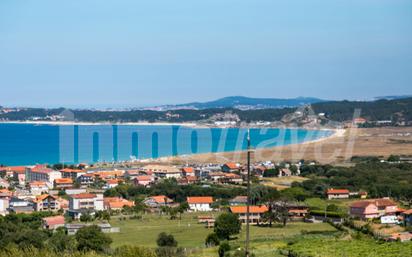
[75,225,112,252]
[156,232,178,247]
[214,213,241,240]
[79,212,94,222]
[47,227,77,253]
[177,202,189,220]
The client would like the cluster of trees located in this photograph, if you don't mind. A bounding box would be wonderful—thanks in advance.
[2,97,411,123]
[0,213,113,254]
[104,179,247,203]
[295,162,412,201]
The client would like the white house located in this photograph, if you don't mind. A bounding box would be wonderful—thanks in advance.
[187,196,213,212]
[68,193,104,219]
[326,189,350,200]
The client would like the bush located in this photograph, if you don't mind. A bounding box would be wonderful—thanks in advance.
[75,225,112,253]
[205,233,220,247]
[156,232,177,247]
[218,241,231,257]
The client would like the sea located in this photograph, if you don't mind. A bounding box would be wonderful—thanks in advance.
[0,123,333,166]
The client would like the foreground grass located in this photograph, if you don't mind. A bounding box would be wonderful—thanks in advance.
[109,212,337,256]
[286,236,412,257]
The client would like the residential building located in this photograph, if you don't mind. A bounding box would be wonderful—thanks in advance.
[134,175,154,187]
[68,193,104,219]
[350,198,398,219]
[60,168,86,180]
[76,174,95,187]
[187,196,213,212]
[142,165,181,179]
[103,197,134,210]
[229,196,248,206]
[8,197,34,213]
[230,205,268,224]
[326,188,350,200]
[0,189,13,199]
[143,195,174,208]
[29,181,49,196]
[221,162,240,173]
[54,178,73,189]
[0,198,9,216]
[26,165,61,187]
[33,194,60,212]
[181,167,195,177]
[42,215,65,230]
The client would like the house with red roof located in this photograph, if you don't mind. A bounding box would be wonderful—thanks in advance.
[350,198,398,219]
[42,215,65,230]
[34,194,60,212]
[60,168,86,180]
[187,196,213,212]
[133,175,154,187]
[181,167,195,177]
[326,188,350,200]
[222,162,240,173]
[29,181,49,196]
[54,178,73,189]
[144,195,174,208]
[230,205,268,224]
[68,193,104,219]
[104,197,134,210]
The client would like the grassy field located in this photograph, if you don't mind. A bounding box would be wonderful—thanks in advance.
[109,212,337,256]
[286,236,412,257]
[260,176,308,190]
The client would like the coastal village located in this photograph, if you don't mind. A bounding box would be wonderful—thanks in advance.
[2,155,412,246]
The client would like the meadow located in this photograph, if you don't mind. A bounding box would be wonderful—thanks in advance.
[109,212,337,256]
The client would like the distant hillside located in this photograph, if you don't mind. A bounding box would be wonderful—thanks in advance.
[0,97,411,126]
[160,96,325,110]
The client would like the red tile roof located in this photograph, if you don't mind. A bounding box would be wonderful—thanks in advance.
[71,193,96,199]
[187,196,213,204]
[135,175,152,181]
[150,195,173,204]
[350,198,397,208]
[224,163,238,169]
[230,205,268,214]
[43,216,65,226]
[60,168,84,173]
[182,167,194,173]
[55,178,73,184]
[327,189,349,194]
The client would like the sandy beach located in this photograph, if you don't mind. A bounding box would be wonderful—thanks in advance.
[156,127,412,165]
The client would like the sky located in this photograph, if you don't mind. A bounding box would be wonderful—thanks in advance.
[0,0,411,108]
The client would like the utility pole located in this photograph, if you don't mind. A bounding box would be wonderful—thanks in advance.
[245,128,251,257]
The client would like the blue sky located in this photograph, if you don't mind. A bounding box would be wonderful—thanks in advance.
[0,0,411,108]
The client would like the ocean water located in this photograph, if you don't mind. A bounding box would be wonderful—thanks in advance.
[0,123,333,166]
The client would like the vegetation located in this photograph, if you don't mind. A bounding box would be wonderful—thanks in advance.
[214,213,242,240]
[2,97,411,124]
[297,162,412,201]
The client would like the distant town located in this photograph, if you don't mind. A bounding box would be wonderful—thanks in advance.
[1,150,412,256]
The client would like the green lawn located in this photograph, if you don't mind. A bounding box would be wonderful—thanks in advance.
[108,212,337,256]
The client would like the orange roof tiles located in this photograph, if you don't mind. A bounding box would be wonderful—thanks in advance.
[187,196,213,204]
[60,168,84,173]
[71,193,96,199]
[182,167,194,173]
[150,195,173,204]
[42,215,65,226]
[327,189,349,194]
[230,205,268,214]
[55,178,73,184]
[224,162,238,169]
